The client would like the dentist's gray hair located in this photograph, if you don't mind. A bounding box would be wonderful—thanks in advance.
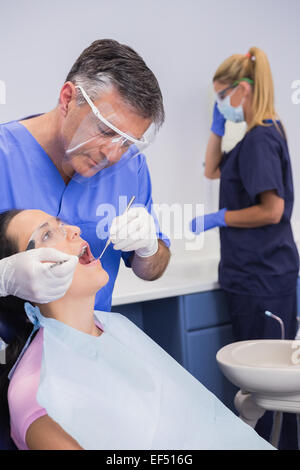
[65,39,165,129]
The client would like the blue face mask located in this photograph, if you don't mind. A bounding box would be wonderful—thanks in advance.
[217,88,245,123]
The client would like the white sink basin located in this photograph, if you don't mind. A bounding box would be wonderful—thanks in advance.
[216,340,300,395]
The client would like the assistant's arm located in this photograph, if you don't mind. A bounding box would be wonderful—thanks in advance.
[204,132,222,180]
[26,415,83,450]
[224,190,284,228]
[194,112,285,232]
[190,191,284,233]
[204,102,227,179]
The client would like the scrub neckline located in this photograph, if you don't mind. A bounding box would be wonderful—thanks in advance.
[17,117,68,188]
[16,116,135,185]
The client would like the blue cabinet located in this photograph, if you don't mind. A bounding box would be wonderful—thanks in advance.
[185,324,238,410]
[113,289,238,412]
[297,278,300,317]
[111,302,144,330]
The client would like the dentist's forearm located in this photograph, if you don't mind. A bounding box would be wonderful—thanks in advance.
[131,240,171,281]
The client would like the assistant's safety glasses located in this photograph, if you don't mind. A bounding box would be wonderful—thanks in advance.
[216,77,254,102]
[216,85,236,102]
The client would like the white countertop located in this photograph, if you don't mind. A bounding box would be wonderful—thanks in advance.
[111,222,300,307]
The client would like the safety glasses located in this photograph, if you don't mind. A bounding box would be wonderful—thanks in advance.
[62,85,157,182]
[216,78,254,102]
[216,85,236,102]
[75,85,148,148]
[26,217,69,250]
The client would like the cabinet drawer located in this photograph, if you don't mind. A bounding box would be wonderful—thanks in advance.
[183,290,230,330]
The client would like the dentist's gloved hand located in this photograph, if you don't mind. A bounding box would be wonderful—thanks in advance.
[109,206,158,258]
[0,248,78,303]
[211,102,226,137]
[190,208,228,234]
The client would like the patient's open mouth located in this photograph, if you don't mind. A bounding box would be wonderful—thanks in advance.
[78,243,98,266]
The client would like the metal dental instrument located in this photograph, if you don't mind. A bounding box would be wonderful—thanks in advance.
[98,195,136,260]
[45,195,136,269]
[49,259,69,268]
[26,239,68,270]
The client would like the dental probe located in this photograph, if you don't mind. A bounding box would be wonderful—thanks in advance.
[48,196,135,268]
[25,239,68,270]
[98,195,136,260]
[49,259,71,268]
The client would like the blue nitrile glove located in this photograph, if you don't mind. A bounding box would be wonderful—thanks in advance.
[190,208,227,234]
[210,102,226,137]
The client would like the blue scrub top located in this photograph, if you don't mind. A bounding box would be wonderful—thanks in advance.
[0,118,170,311]
[219,121,299,297]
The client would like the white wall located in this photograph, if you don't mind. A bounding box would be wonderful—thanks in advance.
[0,0,299,247]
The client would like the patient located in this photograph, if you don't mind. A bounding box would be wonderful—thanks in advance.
[0,209,274,450]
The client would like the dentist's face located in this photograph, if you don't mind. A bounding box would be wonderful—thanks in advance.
[6,209,109,299]
[60,83,151,178]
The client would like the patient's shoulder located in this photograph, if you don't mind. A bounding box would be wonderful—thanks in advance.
[9,327,44,385]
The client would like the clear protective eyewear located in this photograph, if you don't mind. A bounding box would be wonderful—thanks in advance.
[216,77,254,103]
[74,86,148,149]
[216,85,236,103]
[26,217,69,250]
[62,85,157,183]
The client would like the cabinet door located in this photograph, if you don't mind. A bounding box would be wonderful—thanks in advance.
[142,297,186,366]
[297,278,300,317]
[111,302,144,329]
[185,324,238,413]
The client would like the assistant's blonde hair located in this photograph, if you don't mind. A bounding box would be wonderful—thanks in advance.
[213,47,280,133]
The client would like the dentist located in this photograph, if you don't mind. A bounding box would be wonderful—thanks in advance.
[0,39,170,311]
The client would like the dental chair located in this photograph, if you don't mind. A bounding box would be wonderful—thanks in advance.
[0,415,16,450]
[0,305,21,450]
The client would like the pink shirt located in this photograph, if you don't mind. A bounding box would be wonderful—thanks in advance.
[8,328,46,450]
[8,322,103,450]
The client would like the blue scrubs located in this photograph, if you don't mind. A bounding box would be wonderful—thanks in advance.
[219,121,299,298]
[219,121,299,449]
[0,118,170,312]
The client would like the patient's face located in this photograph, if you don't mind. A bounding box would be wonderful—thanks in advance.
[6,209,109,298]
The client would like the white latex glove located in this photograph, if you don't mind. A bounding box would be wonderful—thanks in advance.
[109,206,158,258]
[0,248,78,303]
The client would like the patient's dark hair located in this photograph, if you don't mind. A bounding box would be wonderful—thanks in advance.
[0,210,33,431]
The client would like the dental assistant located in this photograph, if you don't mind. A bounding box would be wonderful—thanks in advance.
[0,39,170,311]
[190,47,299,448]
